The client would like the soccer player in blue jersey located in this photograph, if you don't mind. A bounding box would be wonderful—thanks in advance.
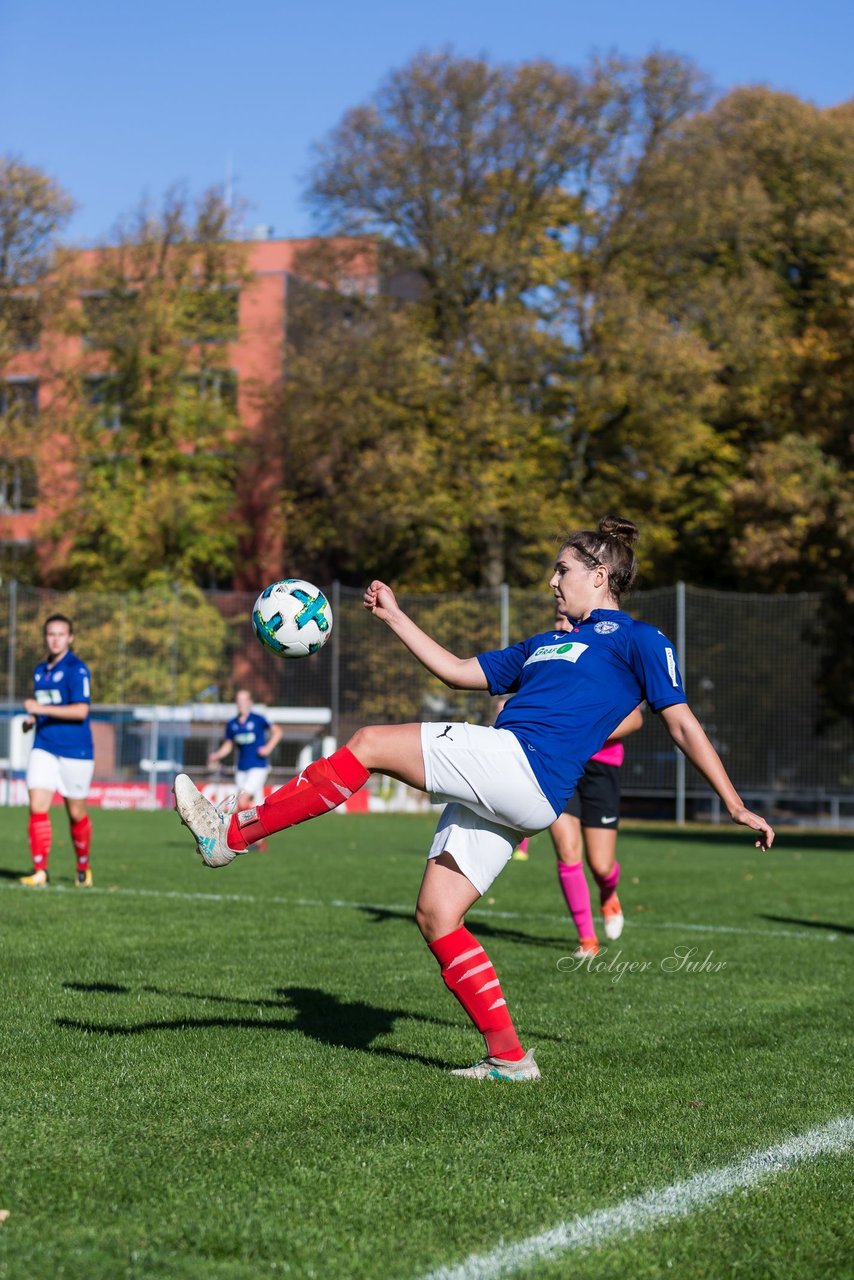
[208,690,282,838]
[20,615,94,888]
[175,515,775,1081]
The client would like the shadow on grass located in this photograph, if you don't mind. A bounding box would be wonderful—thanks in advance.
[357,903,569,948]
[58,977,566,1058]
[0,868,29,881]
[758,913,854,936]
[56,984,458,1069]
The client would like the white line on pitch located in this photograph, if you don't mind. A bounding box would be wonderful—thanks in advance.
[418,1115,854,1280]
[0,881,845,943]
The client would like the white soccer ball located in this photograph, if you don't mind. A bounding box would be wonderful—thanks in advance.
[251,579,333,659]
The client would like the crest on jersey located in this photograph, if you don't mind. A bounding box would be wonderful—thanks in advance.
[594,621,620,634]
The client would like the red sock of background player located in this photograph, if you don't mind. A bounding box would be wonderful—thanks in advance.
[70,815,92,874]
[557,861,596,944]
[28,812,51,873]
[593,860,620,906]
[429,926,525,1061]
[228,747,370,848]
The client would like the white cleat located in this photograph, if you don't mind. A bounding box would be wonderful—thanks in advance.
[602,893,625,940]
[603,911,625,940]
[450,1048,541,1081]
[173,774,243,868]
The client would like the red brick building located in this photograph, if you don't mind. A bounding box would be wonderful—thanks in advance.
[1,236,376,589]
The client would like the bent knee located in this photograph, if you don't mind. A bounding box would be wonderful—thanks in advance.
[415,899,465,944]
[346,726,376,760]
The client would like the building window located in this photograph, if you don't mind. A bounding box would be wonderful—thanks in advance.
[185,287,239,343]
[81,291,138,348]
[0,458,38,512]
[0,379,39,418]
[183,368,238,410]
[84,375,123,429]
[7,296,41,351]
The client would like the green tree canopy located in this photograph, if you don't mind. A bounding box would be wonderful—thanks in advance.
[45,188,251,591]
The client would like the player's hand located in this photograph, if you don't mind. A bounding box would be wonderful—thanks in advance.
[23,698,39,716]
[731,806,775,850]
[363,580,399,620]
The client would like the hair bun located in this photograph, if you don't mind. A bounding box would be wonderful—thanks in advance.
[598,515,639,548]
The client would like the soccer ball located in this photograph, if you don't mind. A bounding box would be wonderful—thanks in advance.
[251,579,333,659]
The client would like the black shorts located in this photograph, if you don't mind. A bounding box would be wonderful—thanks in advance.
[564,760,621,829]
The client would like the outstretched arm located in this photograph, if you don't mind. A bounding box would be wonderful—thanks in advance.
[364,580,489,690]
[659,703,775,849]
[260,724,283,758]
[208,739,234,766]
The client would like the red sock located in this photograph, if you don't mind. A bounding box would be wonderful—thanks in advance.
[28,813,52,871]
[593,859,620,904]
[70,815,92,872]
[429,926,525,1060]
[229,747,370,848]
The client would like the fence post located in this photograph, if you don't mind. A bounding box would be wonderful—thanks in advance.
[331,580,341,746]
[500,583,510,649]
[4,580,17,806]
[675,580,686,826]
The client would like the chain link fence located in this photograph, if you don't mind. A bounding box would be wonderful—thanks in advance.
[1,580,851,826]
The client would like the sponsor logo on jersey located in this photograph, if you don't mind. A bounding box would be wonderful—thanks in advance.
[665,647,679,687]
[594,621,620,634]
[525,642,590,666]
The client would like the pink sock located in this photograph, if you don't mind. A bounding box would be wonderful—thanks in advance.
[593,860,620,904]
[557,861,596,943]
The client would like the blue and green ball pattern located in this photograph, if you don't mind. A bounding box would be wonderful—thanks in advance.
[251,579,333,658]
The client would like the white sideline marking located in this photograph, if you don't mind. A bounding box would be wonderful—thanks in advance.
[0,881,845,942]
[419,1115,854,1280]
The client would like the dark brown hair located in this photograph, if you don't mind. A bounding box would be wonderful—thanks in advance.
[43,613,74,636]
[559,515,639,603]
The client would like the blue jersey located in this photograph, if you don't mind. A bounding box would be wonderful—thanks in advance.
[225,713,272,770]
[31,650,93,760]
[479,609,686,815]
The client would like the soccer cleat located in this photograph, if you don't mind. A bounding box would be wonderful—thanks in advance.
[75,868,93,888]
[573,937,599,958]
[602,893,625,940]
[450,1048,541,1081]
[173,775,243,868]
[511,846,530,861]
[20,868,48,888]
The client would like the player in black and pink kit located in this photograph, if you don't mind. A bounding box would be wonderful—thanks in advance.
[175,516,775,1081]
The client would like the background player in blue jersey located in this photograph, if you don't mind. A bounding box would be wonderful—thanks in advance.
[175,515,775,1082]
[208,690,282,836]
[20,614,94,888]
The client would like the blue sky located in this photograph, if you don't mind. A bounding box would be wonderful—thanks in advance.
[2,0,852,246]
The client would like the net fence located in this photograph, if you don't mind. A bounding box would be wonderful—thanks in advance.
[0,581,851,824]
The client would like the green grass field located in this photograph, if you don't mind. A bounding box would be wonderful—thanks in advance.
[1,809,852,1279]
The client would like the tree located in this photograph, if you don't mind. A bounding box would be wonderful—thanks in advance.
[44,188,252,590]
[0,156,74,580]
[290,50,710,589]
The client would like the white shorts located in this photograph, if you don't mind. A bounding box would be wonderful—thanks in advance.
[421,722,558,895]
[235,766,269,804]
[27,747,94,800]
